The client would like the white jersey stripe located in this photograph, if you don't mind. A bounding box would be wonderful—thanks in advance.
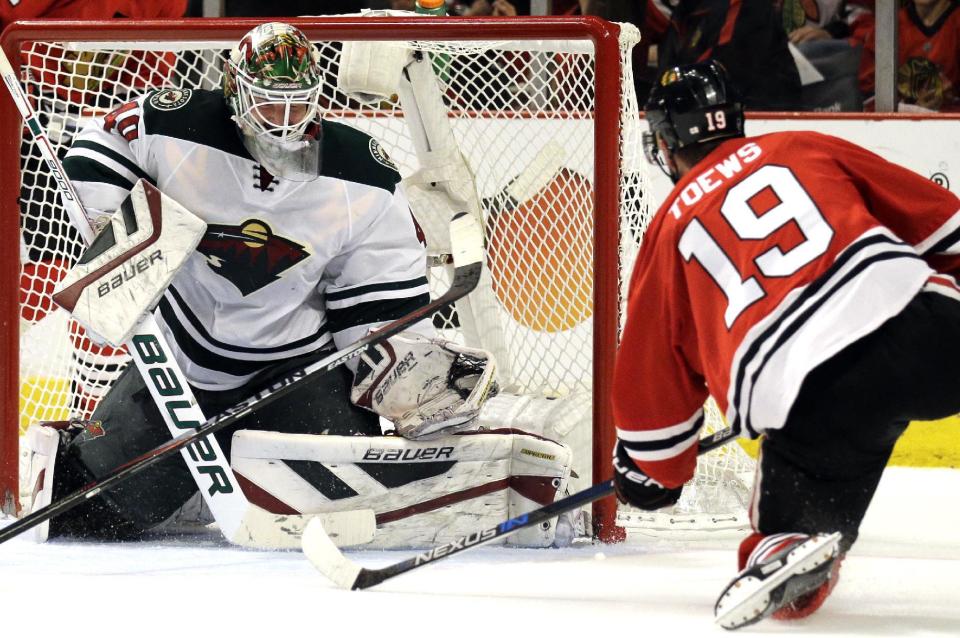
[68,148,141,187]
[915,207,960,255]
[728,228,930,435]
[325,280,431,310]
[624,430,701,462]
[160,290,332,362]
[616,408,702,442]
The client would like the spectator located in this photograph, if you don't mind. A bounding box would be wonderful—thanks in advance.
[224,0,365,14]
[782,1,875,110]
[587,0,802,110]
[581,0,659,103]
[783,0,873,47]
[450,0,526,15]
[1,0,186,29]
[860,0,960,112]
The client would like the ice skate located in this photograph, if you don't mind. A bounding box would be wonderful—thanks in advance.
[715,532,842,630]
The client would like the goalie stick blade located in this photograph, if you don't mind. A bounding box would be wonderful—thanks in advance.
[231,507,376,550]
[304,481,617,590]
[302,515,367,589]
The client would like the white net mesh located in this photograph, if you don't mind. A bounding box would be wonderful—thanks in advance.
[8,17,754,536]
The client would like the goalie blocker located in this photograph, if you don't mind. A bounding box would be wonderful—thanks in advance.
[51,179,207,347]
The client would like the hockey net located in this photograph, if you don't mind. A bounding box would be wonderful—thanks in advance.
[0,15,753,540]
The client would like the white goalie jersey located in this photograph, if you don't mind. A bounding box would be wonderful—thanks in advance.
[63,88,430,391]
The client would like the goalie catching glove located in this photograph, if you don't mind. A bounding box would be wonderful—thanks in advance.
[351,331,498,439]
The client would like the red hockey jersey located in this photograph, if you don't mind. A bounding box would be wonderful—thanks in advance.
[613,131,960,488]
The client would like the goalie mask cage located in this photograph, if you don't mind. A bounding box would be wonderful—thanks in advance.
[0,16,753,542]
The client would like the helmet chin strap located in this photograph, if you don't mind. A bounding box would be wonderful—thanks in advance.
[654,152,681,184]
[655,136,682,184]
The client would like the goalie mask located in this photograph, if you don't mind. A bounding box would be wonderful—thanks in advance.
[224,22,323,181]
[642,60,744,183]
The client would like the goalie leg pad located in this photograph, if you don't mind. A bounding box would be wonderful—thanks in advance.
[230,429,572,548]
[20,422,72,542]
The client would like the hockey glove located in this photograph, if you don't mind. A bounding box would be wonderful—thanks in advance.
[351,331,498,439]
[613,439,683,510]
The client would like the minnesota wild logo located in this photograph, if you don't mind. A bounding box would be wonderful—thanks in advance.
[198,219,309,295]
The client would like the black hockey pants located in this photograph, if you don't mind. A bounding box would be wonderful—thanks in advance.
[754,290,960,553]
[49,349,381,539]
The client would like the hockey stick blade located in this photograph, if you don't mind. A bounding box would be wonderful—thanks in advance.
[303,425,740,589]
[303,481,616,590]
[235,508,377,550]
[0,211,483,545]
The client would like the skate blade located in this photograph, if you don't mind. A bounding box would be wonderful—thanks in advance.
[714,532,841,630]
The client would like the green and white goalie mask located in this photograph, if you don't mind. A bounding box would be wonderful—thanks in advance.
[224,22,323,181]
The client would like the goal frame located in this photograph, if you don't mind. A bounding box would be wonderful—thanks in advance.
[0,16,626,540]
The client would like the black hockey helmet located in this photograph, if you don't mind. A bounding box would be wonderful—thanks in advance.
[642,60,744,179]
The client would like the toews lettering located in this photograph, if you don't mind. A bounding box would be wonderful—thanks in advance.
[667,141,763,219]
[131,333,234,496]
[362,446,454,462]
[97,250,164,297]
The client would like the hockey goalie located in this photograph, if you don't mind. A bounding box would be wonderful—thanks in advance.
[20,21,577,549]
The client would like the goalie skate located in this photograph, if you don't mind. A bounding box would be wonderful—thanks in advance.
[714,531,842,630]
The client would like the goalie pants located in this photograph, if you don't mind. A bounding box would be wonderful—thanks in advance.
[49,349,381,539]
[753,290,960,553]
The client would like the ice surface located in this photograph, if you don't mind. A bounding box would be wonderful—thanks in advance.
[2,467,957,637]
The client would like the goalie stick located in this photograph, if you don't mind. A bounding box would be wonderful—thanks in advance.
[302,423,739,590]
[0,46,379,548]
[0,210,483,546]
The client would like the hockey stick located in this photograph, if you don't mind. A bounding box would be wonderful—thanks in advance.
[0,47,379,548]
[302,423,739,590]
[0,210,483,546]
[480,140,565,214]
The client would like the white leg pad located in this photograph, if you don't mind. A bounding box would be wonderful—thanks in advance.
[231,430,572,549]
[21,424,61,543]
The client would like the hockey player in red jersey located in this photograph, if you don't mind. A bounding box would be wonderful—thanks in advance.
[613,61,960,629]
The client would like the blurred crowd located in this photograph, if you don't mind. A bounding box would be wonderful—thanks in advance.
[1,0,957,112]
[574,0,958,113]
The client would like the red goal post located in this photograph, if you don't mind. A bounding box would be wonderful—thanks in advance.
[0,15,649,541]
